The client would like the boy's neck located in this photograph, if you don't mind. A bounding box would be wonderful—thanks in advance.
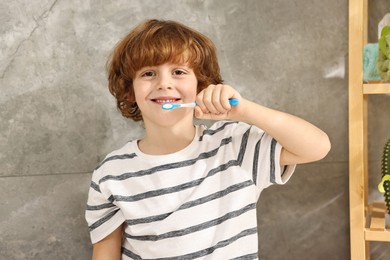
[138,122,196,155]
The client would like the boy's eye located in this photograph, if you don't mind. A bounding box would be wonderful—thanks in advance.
[173,69,186,75]
[142,71,155,77]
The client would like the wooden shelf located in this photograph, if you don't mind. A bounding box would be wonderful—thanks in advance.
[349,0,390,258]
[365,229,390,242]
[363,83,390,94]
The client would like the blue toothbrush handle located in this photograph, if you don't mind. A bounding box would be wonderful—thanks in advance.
[193,98,239,107]
[162,98,239,110]
[228,98,239,106]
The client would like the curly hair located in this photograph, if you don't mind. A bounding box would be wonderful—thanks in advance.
[106,19,223,121]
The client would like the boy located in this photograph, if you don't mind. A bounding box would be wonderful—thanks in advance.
[86,19,330,259]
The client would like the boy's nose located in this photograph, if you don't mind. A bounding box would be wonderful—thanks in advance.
[156,75,173,90]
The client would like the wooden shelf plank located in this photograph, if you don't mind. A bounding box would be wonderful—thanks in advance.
[365,229,390,242]
[366,202,389,242]
[363,83,390,94]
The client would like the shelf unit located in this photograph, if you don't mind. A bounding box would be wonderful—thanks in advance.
[349,0,390,259]
[363,83,390,94]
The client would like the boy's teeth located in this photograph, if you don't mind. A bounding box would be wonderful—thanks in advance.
[156,99,175,103]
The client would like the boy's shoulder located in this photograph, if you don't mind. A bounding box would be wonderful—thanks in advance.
[94,140,137,172]
[107,140,136,157]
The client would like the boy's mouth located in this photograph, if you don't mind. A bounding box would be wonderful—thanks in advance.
[151,98,181,104]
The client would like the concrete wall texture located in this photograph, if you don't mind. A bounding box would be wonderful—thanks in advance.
[1,0,390,259]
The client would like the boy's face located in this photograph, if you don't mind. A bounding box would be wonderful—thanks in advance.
[133,62,198,127]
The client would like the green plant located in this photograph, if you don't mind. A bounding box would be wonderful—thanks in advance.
[379,26,390,58]
[377,26,390,81]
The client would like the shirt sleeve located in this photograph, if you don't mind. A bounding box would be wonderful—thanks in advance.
[85,170,125,244]
[233,122,296,191]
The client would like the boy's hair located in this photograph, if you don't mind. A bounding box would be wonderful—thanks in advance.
[107,19,223,121]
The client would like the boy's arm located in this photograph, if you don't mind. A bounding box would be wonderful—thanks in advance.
[92,224,123,260]
[234,99,331,165]
[195,84,331,165]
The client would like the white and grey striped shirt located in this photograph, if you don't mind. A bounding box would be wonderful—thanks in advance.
[86,121,295,259]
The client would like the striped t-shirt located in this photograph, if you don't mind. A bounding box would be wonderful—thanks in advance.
[85,121,295,259]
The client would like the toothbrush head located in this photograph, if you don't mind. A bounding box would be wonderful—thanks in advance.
[161,103,180,110]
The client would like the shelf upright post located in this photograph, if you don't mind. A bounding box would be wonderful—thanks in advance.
[348,0,369,259]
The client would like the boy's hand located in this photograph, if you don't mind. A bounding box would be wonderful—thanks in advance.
[194,84,242,120]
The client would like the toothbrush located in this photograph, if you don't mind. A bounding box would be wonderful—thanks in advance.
[162,98,239,110]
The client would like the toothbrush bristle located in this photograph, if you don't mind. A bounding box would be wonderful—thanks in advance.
[162,103,174,110]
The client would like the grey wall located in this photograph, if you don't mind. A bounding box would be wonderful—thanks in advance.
[1,0,390,259]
